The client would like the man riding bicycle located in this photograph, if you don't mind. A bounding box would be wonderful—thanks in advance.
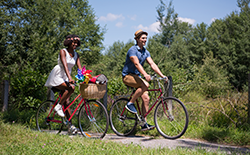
[122,29,168,131]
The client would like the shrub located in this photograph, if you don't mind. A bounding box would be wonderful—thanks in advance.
[9,66,47,111]
[192,52,231,98]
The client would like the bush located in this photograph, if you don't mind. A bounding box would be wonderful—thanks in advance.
[107,76,127,97]
[9,66,47,111]
[192,52,231,98]
[1,109,36,127]
[172,52,231,98]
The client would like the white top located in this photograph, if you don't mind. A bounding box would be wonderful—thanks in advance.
[45,48,78,87]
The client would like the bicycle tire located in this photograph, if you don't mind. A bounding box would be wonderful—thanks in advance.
[109,98,137,136]
[36,100,63,134]
[154,97,189,139]
[78,99,109,139]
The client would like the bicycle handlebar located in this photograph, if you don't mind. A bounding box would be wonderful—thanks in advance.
[150,74,168,81]
[65,81,78,88]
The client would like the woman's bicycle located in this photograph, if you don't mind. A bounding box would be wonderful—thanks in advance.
[36,83,109,139]
[109,75,188,139]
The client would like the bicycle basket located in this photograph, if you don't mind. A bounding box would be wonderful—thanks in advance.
[80,83,106,99]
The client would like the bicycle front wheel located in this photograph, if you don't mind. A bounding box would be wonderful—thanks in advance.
[36,100,63,133]
[78,99,109,139]
[154,97,188,139]
[109,98,137,136]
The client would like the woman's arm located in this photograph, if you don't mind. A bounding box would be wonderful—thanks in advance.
[75,52,82,70]
[60,49,74,83]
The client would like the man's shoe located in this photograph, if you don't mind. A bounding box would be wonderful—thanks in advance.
[125,103,137,113]
[141,123,155,131]
[54,104,65,117]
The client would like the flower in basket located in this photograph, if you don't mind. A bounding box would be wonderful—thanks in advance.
[83,71,92,84]
[75,66,93,84]
[75,68,85,83]
[81,65,86,75]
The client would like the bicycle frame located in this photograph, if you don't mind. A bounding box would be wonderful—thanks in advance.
[110,75,189,139]
[46,93,92,124]
[120,81,167,120]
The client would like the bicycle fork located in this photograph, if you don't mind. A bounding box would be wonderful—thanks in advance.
[162,100,174,121]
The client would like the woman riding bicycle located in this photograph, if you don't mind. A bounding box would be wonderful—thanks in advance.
[122,29,168,131]
[45,34,82,133]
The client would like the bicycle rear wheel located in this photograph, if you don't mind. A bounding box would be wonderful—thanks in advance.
[109,98,137,136]
[78,99,109,139]
[154,97,188,139]
[36,100,63,134]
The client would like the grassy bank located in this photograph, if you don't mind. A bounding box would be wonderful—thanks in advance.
[0,121,237,155]
[1,90,250,152]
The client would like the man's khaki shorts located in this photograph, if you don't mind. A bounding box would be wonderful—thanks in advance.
[122,74,148,94]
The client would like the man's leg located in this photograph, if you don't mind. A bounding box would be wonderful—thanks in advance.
[130,83,148,103]
[123,74,148,113]
[141,92,150,121]
[141,93,155,131]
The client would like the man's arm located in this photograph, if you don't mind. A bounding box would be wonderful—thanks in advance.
[130,56,151,81]
[146,57,168,80]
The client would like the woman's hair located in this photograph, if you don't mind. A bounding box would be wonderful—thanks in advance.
[63,34,81,47]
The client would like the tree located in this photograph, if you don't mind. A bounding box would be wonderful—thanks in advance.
[206,5,250,89]
[0,0,105,110]
[91,40,134,78]
[188,22,208,65]
[156,0,194,69]
[156,0,179,46]
[0,0,105,76]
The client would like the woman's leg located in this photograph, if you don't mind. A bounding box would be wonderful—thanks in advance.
[54,82,75,117]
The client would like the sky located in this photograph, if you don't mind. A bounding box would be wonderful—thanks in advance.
[88,0,240,52]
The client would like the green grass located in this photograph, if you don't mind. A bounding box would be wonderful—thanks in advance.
[1,90,250,154]
[0,120,232,155]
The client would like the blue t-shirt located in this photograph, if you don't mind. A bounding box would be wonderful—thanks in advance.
[122,45,151,77]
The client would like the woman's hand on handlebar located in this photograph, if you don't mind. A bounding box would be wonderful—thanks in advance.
[69,78,75,84]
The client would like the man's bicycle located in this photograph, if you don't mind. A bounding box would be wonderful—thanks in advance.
[109,75,188,139]
[36,83,109,139]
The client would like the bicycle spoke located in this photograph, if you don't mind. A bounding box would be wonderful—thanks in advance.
[78,100,108,139]
[154,97,188,139]
[109,98,137,136]
[36,100,63,134]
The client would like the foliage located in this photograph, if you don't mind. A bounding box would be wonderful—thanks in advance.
[107,76,127,97]
[0,0,105,111]
[156,0,179,46]
[188,22,208,65]
[1,109,36,126]
[9,64,47,110]
[157,0,250,90]
[90,40,134,78]
[0,0,105,76]
[192,53,231,98]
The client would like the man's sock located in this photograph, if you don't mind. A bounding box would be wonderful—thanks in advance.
[127,102,133,105]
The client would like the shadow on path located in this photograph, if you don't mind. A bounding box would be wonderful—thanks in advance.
[103,134,250,154]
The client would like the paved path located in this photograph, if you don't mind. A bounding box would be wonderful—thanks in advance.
[103,134,250,154]
[58,131,250,154]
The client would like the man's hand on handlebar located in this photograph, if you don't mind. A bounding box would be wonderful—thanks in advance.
[144,74,151,82]
[163,76,168,83]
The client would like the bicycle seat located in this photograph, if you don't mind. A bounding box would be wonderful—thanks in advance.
[125,85,135,90]
[51,87,61,93]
